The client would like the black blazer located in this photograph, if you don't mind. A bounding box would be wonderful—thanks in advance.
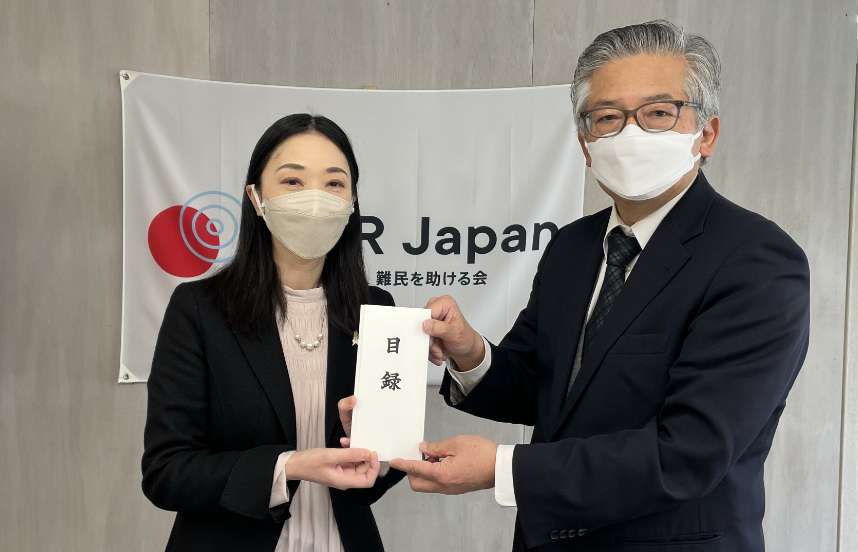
[441,173,810,552]
[142,282,404,551]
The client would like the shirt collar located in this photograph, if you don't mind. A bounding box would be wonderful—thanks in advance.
[603,182,693,255]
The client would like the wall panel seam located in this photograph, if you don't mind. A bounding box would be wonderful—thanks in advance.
[837,60,858,552]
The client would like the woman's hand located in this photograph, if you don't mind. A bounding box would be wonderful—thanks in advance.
[338,395,357,448]
[286,447,380,490]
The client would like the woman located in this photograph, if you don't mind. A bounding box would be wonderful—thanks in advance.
[142,114,403,551]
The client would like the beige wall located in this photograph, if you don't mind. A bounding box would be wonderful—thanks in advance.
[840,62,858,552]
[1,1,856,551]
[0,1,208,550]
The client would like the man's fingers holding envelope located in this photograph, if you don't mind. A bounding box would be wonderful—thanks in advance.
[390,435,497,495]
[389,458,446,493]
[428,337,447,365]
[422,295,484,369]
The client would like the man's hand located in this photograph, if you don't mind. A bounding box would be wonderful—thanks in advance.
[337,395,357,448]
[423,295,485,371]
[389,435,496,494]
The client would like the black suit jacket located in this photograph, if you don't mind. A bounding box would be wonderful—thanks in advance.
[441,173,810,552]
[142,282,404,551]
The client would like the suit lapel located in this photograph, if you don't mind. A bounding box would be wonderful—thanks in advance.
[555,232,691,431]
[325,321,358,444]
[233,319,298,446]
[545,211,609,437]
[552,173,716,436]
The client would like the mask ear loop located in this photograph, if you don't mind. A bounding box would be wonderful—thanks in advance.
[250,187,266,220]
[691,128,704,163]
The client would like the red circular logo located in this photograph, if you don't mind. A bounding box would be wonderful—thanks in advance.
[147,205,220,277]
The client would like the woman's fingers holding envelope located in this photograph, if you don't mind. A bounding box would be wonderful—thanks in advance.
[286,447,380,490]
[320,448,380,490]
[338,395,357,439]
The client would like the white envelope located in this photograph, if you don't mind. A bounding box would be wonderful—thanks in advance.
[349,305,431,461]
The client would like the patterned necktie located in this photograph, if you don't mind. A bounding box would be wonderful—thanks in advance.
[581,227,642,357]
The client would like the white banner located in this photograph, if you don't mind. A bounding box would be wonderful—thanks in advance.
[119,71,585,384]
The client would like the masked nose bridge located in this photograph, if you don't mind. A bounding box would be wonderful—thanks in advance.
[303,189,351,216]
[621,118,644,135]
[625,112,640,127]
[594,120,643,143]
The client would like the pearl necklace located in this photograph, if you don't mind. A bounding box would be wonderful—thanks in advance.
[285,310,327,352]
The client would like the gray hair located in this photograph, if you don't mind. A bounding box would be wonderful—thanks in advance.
[571,20,721,127]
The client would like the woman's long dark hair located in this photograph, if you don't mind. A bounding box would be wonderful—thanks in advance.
[206,114,369,336]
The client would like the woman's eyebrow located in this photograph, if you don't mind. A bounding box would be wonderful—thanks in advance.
[326,167,348,175]
[275,162,305,172]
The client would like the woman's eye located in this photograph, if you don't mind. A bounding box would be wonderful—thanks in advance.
[281,179,301,186]
[328,180,345,188]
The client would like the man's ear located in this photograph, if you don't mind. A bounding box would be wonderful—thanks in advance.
[577,131,592,167]
[245,184,263,216]
[699,116,720,161]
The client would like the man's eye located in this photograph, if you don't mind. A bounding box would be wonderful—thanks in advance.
[597,114,619,123]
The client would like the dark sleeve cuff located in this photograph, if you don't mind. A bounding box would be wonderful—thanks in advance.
[219,444,294,521]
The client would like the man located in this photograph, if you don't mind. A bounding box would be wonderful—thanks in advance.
[390,20,810,552]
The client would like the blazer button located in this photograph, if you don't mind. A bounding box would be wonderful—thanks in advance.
[550,530,559,541]
[568,529,577,539]
[558,529,568,539]
[578,529,589,537]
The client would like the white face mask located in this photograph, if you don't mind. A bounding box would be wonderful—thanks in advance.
[252,188,354,260]
[586,124,703,201]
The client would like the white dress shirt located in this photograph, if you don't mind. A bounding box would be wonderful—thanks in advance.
[446,185,691,507]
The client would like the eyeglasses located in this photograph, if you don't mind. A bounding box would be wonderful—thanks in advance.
[580,100,701,138]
